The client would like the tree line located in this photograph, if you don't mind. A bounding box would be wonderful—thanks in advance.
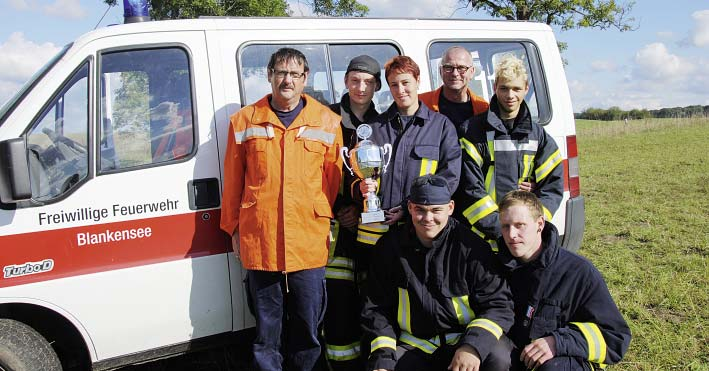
[575,105,709,121]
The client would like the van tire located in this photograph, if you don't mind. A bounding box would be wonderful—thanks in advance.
[0,319,62,371]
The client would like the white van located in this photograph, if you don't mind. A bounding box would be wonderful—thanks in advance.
[0,16,584,370]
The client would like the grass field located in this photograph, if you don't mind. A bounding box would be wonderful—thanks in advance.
[576,117,709,370]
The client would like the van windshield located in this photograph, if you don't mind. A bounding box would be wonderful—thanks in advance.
[0,43,72,127]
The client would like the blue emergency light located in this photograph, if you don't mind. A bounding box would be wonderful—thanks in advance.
[123,0,150,23]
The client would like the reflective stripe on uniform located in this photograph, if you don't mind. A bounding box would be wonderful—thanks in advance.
[370,336,396,353]
[520,154,535,183]
[543,205,553,221]
[419,158,438,176]
[535,148,562,182]
[451,296,475,325]
[399,331,438,354]
[570,322,607,365]
[462,195,498,226]
[397,288,412,333]
[356,222,389,245]
[325,267,354,281]
[298,128,336,145]
[234,126,270,143]
[460,138,483,166]
[327,256,354,270]
[493,139,539,152]
[485,131,496,200]
[467,318,503,340]
[326,341,361,361]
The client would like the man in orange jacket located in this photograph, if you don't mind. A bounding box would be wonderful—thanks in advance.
[419,46,489,137]
[220,47,343,371]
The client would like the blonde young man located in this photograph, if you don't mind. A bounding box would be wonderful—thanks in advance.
[220,47,343,371]
[419,46,489,136]
[496,191,631,370]
[456,54,563,242]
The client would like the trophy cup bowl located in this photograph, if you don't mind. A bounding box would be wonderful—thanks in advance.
[341,139,391,224]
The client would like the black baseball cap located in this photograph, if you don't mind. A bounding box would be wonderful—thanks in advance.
[408,175,452,205]
[346,55,382,91]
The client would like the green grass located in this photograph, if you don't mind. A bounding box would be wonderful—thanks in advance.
[576,117,709,370]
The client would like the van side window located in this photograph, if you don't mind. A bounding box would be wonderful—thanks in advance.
[238,43,399,110]
[99,47,194,172]
[26,63,89,201]
[428,42,550,124]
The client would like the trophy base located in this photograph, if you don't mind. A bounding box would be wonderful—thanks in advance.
[361,210,385,224]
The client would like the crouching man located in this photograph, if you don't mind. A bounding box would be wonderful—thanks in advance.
[361,174,514,371]
[497,191,631,370]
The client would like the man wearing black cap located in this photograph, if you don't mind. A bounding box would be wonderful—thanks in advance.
[323,54,382,371]
[361,174,514,371]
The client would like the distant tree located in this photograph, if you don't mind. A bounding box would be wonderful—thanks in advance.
[103,0,290,18]
[308,0,369,16]
[458,0,636,31]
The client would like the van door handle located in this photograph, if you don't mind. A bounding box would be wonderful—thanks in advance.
[188,178,220,210]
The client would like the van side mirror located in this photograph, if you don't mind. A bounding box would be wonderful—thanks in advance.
[0,137,32,203]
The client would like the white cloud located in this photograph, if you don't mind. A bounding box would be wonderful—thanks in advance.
[6,0,34,10]
[361,0,458,18]
[589,60,617,72]
[632,42,694,81]
[43,0,86,19]
[690,9,709,47]
[0,32,60,104]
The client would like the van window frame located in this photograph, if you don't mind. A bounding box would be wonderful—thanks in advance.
[96,43,198,176]
[426,39,552,125]
[19,56,94,208]
[235,41,402,109]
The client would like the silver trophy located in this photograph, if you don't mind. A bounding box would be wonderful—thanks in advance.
[341,124,392,224]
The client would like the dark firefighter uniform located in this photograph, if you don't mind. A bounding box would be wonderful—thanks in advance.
[355,102,462,248]
[323,92,379,369]
[456,97,563,242]
[498,223,631,370]
[362,217,514,370]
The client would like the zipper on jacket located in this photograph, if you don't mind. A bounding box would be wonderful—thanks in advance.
[283,271,289,293]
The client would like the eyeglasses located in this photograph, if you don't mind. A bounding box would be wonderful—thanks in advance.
[441,65,472,74]
[271,69,306,80]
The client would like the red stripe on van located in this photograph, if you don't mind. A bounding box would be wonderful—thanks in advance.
[0,210,230,288]
[562,158,569,191]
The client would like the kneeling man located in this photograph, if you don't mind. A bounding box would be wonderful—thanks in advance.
[497,191,631,370]
[362,174,514,371]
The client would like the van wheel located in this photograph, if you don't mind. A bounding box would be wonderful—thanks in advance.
[0,319,62,371]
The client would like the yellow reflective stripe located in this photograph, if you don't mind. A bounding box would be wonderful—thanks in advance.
[520,154,535,183]
[543,205,552,221]
[488,239,499,253]
[535,149,562,182]
[460,138,483,166]
[444,332,462,345]
[462,195,498,225]
[370,336,396,352]
[325,267,355,281]
[399,331,438,354]
[484,168,496,201]
[486,131,495,162]
[329,221,339,257]
[327,256,354,270]
[356,230,382,245]
[397,288,412,333]
[467,318,503,340]
[326,341,361,361]
[358,222,389,233]
[470,226,486,238]
[451,296,475,325]
[419,158,438,176]
[571,322,607,364]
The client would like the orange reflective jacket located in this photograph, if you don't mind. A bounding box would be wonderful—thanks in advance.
[419,86,489,116]
[220,94,343,272]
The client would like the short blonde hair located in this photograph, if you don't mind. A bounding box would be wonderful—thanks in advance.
[499,191,542,221]
[494,54,528,85]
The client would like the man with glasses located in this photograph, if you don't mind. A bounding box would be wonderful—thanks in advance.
[221,47,343,371]
[420,46,489,137]
[361,174,513,371]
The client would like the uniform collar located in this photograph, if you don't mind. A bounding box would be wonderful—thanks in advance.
[252,94,321,130]
[383,100,436,125]
[339,92,378,130]
[485,95,533,135]
[498,223,560,271]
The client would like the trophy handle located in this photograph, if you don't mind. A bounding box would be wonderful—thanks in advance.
[340,146,354,176]
[381,143,393,174]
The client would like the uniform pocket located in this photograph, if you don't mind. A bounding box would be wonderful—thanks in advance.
[314,200,334,219]
[529,299,562,339]
[244,138,269,184]
[412,145,440,176]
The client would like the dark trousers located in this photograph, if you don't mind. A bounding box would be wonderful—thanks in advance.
[247,268,327,371]
[393,337,513,371]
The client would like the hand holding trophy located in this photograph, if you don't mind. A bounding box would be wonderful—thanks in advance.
[341,124,392,224]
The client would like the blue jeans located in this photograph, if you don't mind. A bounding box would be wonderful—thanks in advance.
[247,268,327,371]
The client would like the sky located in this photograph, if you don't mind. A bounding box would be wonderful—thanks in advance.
[0,0,707,113]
